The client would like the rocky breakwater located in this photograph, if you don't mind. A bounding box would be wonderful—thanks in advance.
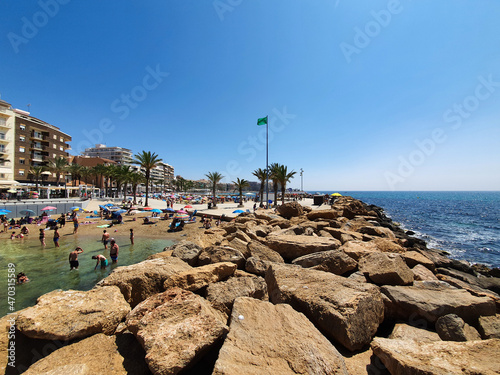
[3,196,500,374]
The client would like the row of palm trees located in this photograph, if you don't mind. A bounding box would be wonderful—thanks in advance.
[205,163,296,208]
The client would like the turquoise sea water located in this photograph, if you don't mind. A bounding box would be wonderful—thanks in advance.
[1,236,174,318]
[312,191,500,268]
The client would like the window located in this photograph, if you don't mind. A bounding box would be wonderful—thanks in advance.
[19,135,25,142]
[53,153,56,158]
[59,146,63,151]
[19,146,25,153]
[0,145,5,152]
[0,132,5,140]
[19,170,25,176]
[60,137,63,142]
[53,134,57,139]
[20,124,26,130]
[0,174,4,179]
[19,158,25,165]
[53,144,56,149]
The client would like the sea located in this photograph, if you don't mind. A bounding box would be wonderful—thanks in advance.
[311,191,500,269]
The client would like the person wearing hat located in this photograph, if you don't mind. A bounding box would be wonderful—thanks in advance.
[109,238,119,264]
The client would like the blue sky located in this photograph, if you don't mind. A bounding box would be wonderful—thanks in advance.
[1,0,499,191]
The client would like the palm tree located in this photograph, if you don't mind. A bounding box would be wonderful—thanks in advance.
[129,172,146,205]
[232,178,249,207]
[29,166,45,192]
[47,156,69,186]
[113,165,131,200]
[205,171,224,208]
[133,151,162,206]
[252,168,267,204]
[92,164,107,190]
[67,164,82,187]
[269,163,280,207]
[274,165,297,205]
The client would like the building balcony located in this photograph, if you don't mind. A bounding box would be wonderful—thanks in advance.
[31,155,44,162]
[30,134,45,141]
[0,136,11,143]
[0,119,11,128]
[65,144,71,150]
[30,144,46,151]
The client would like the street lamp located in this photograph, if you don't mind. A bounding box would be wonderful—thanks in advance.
[300,168,304,192]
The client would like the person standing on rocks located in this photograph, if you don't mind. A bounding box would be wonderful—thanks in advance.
[69,247,84,270]
[110,238,119,264]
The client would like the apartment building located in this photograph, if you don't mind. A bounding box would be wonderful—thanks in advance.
[0,100,16,187]
[13,110,72,185]
[82,144,133,165]
[150,162,175,189]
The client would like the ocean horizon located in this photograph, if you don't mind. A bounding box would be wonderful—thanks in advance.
[308,191,500,269]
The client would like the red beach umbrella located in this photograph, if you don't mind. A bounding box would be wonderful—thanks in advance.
[41,206,57,211]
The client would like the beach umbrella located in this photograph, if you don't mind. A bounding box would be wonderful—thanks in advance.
[0,209,12,213]
[330,193,342,197]
[115,209,127,215]
[184,205,193,209]
[7,189,17,193]
[41,206,57,211]
[129,210,141,215]
[176,210,187,214]
[174,212,190,220]
[142,207,153,211]
[232,210,244,213]
[151,208,162,213]
[164,208,175,213]
[20,209,36,216]
[72,207,84,211]
[105,203,114,207]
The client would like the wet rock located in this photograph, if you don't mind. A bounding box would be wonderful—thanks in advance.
[23,333,150,375]
[96,257,191,308]
[16,287,130,340]
[213,297,348,375]
[206,275,268,315]
[435,313,481,341]
[292,249,357,276]
[266,263,384,351]
[164,262,237,292]
[381,282,496,324]
[371,338,500,375]
[197,246,246,268]
[126,287,228,375]
[358,252,413,285]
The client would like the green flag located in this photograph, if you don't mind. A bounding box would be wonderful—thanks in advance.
[257,116,268,126]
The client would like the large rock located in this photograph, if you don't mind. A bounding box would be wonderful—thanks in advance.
[381,282,496,324]
[437,267,500,295]
[265,234,341,260]
[247,241,284,263]
[164,262,237,292]
[306,209,340,221]
[245,257,270,276]
[126,287,228,375]
[197,246,246,268]
[435,313,481,341]
[371,337,500,375]
[170,240,203,266]
[16,286,130,340]
[412,264,438,281]
[358,252,414,285]
[23,333,149,375]
[206,274,268,315]
[276,201,304,219]
[321,227,363,244]
[402,251,435,271]
[389,323,441,342]
[266,263,384,351]
[478,314,500,339]
[213,297,348,375]
[96,257,192,307]
[292,249,357,276]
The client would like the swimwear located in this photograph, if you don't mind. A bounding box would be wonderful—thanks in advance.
[101,259,108,267]
[103,239,109,245]
[70,260,79,268]
[53,238,59,242]
[111,255,117,261]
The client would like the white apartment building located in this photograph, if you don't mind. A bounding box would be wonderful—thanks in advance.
[82,144,133,165]
[0,100,16,188]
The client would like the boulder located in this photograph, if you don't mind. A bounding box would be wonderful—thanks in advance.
[126,288,228,375]
[371,338,500,375]
[197,246,246,268]
[412,264,438,281]
[306,209,340,221]
[213,297,348,375]
[478,314,500,339]
[96,257,192,307]
[435,313,481,341]
[402,251,435,271]
[321,227,363,243]
[227,237,250,258]
[340,240,378,260]
[265,234,341,260]
[389,323,441,342]
[226,230,252,244]
[276,201,304,219]
[246,242,284,263]
[16,286,130,340]
[206,275,268,315]
[292,249,357,276]
[436,273,500,307]
[23,333,149,375]
[164,262,237,292]
[437,267,500,295]
[170,240,203,266]
[357,225,396,240]
[358,253,414,285]
[381,282,496,324]
[266,263,384,351]
[245,257,270,276]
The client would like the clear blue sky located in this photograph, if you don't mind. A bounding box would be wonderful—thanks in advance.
[1,0,499,191]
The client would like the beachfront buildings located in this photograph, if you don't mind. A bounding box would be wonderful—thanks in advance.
[82,144,133,165]
[13,110,72,185]
[0,100,16,189]
[151,162,175,189]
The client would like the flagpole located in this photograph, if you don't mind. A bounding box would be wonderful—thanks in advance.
[265,116,269,209]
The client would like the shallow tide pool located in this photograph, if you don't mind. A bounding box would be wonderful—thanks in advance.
[1,235,175,317]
